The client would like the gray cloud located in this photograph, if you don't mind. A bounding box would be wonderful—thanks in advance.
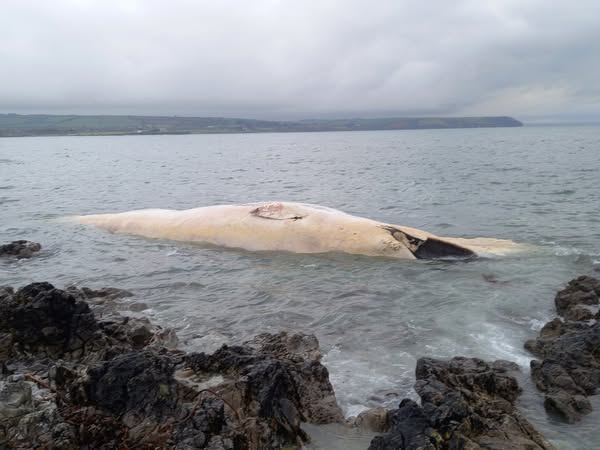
[1,0,599,120]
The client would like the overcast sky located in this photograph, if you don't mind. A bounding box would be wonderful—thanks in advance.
[1,0,599,121]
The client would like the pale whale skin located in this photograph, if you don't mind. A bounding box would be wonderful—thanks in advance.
[74,202,519,259]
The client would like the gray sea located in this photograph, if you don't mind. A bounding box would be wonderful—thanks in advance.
[1,126,599,449]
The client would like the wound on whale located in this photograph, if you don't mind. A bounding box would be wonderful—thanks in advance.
[380,225,475,259]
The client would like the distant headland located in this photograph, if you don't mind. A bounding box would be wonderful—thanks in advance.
[0,113,523,137]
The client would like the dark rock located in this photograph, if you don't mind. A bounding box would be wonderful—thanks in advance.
[562,306,595,321]
[370,399,440,450]
[248,331,322,362]
[1,282,342,449]
[86,350,178,418]
[0,281,179,366]
[544,391,592,423]
[554,276,600,317]
[370,357,554,450]
[0,240,41,258]
[172,398,231,449]
[248,332,343,424]
[0,286,14,300]
[184,332,343,448]
[65,285,177,350]
[0,374,78,448]
[0,282,99,360]
[526,276,600,422]
[540,318,563,338]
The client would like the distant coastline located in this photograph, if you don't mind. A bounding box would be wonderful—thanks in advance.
[0,113,522,137]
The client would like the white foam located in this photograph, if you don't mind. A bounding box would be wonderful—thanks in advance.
[323,346,416,418]
[528,318,547,331]
[469,323,531,367]
[541,240,599,257]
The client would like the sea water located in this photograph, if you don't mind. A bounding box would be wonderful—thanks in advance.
[1,126,599,448]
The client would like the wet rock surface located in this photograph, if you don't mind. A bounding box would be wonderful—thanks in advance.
[182,332,344,448]
[4,273,592,448]
[0,282,341,449]
[525,275,600,423]
[0,240,41,258]
[369,357,555,450]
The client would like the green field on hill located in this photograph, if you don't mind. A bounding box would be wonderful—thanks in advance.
[0,113,522,137]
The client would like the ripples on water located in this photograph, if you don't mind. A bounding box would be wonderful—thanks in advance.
[1,127,600,449]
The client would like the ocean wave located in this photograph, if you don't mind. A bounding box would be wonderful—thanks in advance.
[539,240,599,257]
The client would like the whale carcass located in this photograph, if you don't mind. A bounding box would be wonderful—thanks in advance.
[74,202,519,259]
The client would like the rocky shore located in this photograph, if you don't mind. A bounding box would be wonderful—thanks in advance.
[0,240,41,259]
[368,275,600,449]
[369,357,555,450]
[2,240,598,449]
[0,282,342,448]
[525,275,600,423]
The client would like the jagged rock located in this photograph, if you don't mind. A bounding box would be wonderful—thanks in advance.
[0,240,41,258]
[247,332,343,424]
[369,357,554,450]
[0,286,14,299]
[1,282,343,449]
[0,374,78,447]
[183,332,343,448]
[369,399,440,450]
[554,276,600,317]
[526,276,600,422]
[86,350,178,418]
[0,282,178,367]
[544,390,592,423]
[0,378,33,418]
[65,285,178,350]
[0,282,99,360]
[247,331,322,362]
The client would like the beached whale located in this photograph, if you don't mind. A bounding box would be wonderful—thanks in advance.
[74,202,518,259]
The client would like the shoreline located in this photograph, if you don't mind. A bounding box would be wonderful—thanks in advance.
[0,113,523,138]
[2,240,599,448]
